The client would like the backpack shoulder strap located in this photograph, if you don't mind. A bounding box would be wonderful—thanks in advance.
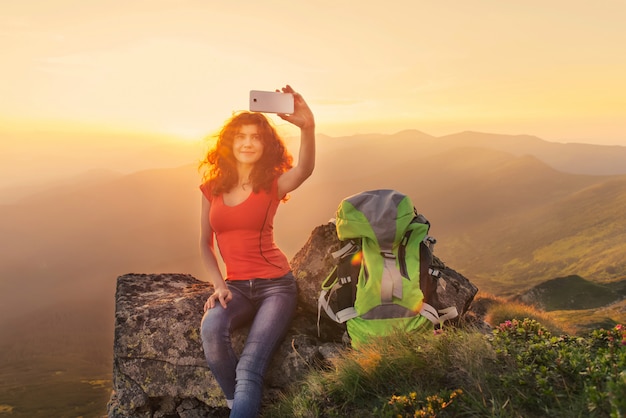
[317,241,361,334]
[398,212,433,279]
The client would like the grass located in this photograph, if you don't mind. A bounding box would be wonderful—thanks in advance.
[262,311,626,417]
[0,354,111,418]
[483,295,572,335]
[0,341,112,418]
[0,297,114,418]
[474,290,626,337]
[549,298,626,336]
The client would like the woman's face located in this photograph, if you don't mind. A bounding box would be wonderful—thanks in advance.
[232,124,264,166]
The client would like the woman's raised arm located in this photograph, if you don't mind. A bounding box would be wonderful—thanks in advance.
[277,85,316,197]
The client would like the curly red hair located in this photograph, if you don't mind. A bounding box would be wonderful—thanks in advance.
[199,111,293,196]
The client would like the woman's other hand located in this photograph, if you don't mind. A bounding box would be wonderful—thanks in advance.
[204,287,233,311]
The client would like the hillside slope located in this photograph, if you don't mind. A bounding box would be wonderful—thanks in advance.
[516,275,625,310]
[2,142,626,317]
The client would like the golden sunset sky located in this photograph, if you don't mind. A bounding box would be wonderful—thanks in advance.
[1,1,625,150]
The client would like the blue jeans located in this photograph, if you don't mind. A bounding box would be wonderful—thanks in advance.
[200,273,298,418]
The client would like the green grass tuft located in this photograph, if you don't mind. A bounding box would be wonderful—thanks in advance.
[263,321,626,417]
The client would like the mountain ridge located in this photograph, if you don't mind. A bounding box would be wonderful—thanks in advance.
[2,131,625,295]
[2,128,625,204]
[317,129,626,176]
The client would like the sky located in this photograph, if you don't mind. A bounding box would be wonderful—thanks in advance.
[1,0,626,150]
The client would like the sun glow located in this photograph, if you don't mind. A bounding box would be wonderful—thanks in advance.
[2,0,626,191]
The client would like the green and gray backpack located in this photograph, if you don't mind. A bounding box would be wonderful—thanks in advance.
[318,189,458,348]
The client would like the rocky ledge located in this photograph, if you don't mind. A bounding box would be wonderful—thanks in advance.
[107,223,478,417]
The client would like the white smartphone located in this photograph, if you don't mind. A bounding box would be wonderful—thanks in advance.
[249,90,294,114]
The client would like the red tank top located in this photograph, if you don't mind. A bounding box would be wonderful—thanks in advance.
[200,178,290,280]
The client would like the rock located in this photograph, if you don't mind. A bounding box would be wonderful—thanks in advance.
[290,223,347,341]
[430,255,480,322]
[106,273,228,418]
[291,223,344,315]
[107,273,342,418]
[108,223,478,417]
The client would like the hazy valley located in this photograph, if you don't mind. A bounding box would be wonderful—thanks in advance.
[1,130,626,416]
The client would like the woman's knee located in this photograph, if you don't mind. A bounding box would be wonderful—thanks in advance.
[200,310,228,344]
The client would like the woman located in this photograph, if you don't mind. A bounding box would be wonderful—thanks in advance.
[199,85,315,417]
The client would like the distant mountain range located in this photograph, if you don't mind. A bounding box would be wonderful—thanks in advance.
[2,130,626,313]
[1,129,625,415]
[2,129,625,305]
